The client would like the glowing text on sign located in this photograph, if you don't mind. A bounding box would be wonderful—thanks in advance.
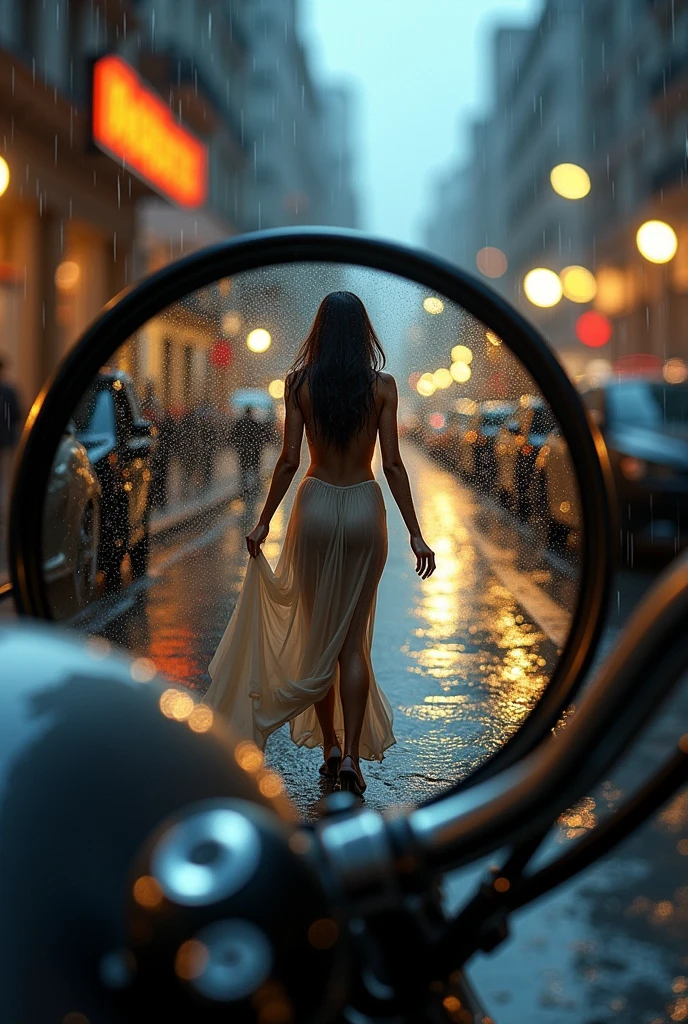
[92,55,208,209]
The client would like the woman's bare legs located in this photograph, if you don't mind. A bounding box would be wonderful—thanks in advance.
[338,563,380,762]
[314,683,338,751]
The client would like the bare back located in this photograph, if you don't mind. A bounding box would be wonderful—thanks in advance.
[289,371,400,487]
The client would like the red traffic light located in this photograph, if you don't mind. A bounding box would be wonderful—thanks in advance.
[576,311,612,348]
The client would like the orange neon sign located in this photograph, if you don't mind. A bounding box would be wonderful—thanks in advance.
[92,55,208,209]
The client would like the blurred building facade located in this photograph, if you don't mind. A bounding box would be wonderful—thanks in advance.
[423,0,688,384]
[0,0,359,418]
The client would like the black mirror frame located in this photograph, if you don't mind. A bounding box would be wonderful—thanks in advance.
[8,227,615,793]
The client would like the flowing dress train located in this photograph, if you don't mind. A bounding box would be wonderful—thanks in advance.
[204,476,396,761]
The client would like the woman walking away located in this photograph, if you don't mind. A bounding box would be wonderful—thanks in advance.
[204,292,436,796]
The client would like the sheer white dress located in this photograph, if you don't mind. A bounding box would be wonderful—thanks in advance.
[204,475,396,761]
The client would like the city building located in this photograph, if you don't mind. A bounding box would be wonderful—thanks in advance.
[424,3,592,378]
[0,0,361,420]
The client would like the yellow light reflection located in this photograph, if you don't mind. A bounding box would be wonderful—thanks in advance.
[433,367,453,389]
[417,372,437,396]
[423,296,444,315]
[450,361,471,383]
[451,344,473,364]
[159,688,195,721]
[187,705,214,733]
[486,329,502,346]
[268,378,285,399]
[258,769,285,798]
[234,740,264,773]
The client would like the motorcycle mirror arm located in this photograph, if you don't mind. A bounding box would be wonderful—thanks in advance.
[318,552,688,909]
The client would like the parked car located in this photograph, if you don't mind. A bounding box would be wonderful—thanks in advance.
[580,377,688,554]
[458,400,515,491]
[494,396,557,518]
[72,371,156,590]
[535,425,581,547]
[43,422,101,615]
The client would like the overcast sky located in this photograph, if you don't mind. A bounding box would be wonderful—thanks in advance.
[300,0,542,246]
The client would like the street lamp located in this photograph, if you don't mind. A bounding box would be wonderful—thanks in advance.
[550,163,591,200]
[523,268,563,308]
[247,328,271,352]
[636,220,678,264]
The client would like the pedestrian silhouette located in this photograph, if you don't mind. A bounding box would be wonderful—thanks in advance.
[228,405,268,497]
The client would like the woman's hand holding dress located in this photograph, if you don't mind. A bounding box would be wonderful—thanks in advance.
[247,523,269,557]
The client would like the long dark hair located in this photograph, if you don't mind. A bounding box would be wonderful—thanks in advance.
[286,291,386,450]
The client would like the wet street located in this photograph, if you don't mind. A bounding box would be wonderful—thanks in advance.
[80,443,578,819]
[34,442,688,1024]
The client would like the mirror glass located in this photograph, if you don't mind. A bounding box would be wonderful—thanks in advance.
[41,262,581,819]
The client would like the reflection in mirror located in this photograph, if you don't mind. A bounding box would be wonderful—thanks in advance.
[42,262,582,820]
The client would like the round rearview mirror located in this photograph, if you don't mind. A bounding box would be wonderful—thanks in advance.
[9,229,612,820]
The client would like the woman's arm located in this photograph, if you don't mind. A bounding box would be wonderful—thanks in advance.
[246,386,304,557]
[378,373,436,578]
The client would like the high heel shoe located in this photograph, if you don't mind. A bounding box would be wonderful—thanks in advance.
[319,741,342,781]
[339,754,366,796]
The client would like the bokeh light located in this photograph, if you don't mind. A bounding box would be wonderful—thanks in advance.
[636,220,678,264]
[268,378,285,399]
[247,328,272,352]
[0,157,10,197]
[428,412,446,429]
[664,358,688,384]
[476,246,508,278]
[576,310,612,347]
[550,162,591,199]
[432,367,453,389]
[451,344,473,364]
[221,310,242,336]
[523,268,563,307]
[560,265,597,303]
[450,361,472,383]
[595,267,627,315]
[416,372,437,396]
[423,296,444,315]
[54,260,81,291]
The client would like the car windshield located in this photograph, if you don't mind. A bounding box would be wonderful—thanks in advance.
[73,389,116,444]
[607,383,688,437]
